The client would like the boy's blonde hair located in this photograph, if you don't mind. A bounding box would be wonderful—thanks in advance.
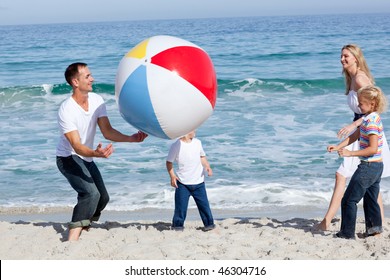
[358,85,388,114]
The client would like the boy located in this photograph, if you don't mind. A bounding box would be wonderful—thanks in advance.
[166,130,215,231]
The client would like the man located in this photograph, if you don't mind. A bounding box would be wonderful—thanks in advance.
[56,62,148,241]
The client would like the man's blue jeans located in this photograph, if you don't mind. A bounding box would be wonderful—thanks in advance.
[339,161,383,238]
[172,181,214,228]
[57,155,109,229]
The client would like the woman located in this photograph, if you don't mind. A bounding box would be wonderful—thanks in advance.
[317,44,389,230]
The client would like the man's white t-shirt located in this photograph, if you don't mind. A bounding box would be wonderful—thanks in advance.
[56,92,107,162]
[166,138,206,185]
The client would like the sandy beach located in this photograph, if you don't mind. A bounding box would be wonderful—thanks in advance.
[1,207,390,260]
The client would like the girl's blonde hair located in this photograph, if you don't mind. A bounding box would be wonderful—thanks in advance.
[358,85,388,114]
[341,44,374,95]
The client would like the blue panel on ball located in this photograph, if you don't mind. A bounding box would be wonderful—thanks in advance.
[118,65,168,139]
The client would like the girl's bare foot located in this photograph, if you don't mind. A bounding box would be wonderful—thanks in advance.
[314,220,329,231]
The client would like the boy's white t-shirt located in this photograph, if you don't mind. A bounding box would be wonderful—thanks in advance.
[166,138,206,185]
[56,92,107,162]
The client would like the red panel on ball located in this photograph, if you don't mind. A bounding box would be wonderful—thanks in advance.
[151,46,217,108]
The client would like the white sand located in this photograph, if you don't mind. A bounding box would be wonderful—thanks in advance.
[1,210,389,260]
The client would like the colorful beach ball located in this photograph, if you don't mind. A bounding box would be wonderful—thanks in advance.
[115,35,217,139]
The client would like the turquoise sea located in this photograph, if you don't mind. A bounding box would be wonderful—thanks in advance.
[1,14,390,218]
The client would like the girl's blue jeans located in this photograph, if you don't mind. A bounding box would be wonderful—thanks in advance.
[172,181,214,228]
[56,155,109,229]
[339,161,383,238]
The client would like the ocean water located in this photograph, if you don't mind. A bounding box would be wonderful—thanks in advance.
[1,14,390,218]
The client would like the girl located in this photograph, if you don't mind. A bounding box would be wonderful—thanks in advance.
[327,86,387,239]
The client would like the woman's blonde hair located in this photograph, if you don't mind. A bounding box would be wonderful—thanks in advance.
[342,44,374,95]
[358,85,387,114]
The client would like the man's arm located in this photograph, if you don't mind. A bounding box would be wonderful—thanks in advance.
[64,130,113,158]
[98,116,148,142]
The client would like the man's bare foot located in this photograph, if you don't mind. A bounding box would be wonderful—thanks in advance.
[68,227,83,241]
[82,225,91,232]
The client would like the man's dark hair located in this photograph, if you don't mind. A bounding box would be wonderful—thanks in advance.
[64,62,88,86]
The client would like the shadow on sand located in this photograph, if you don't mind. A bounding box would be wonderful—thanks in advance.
[12,216,337,242]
